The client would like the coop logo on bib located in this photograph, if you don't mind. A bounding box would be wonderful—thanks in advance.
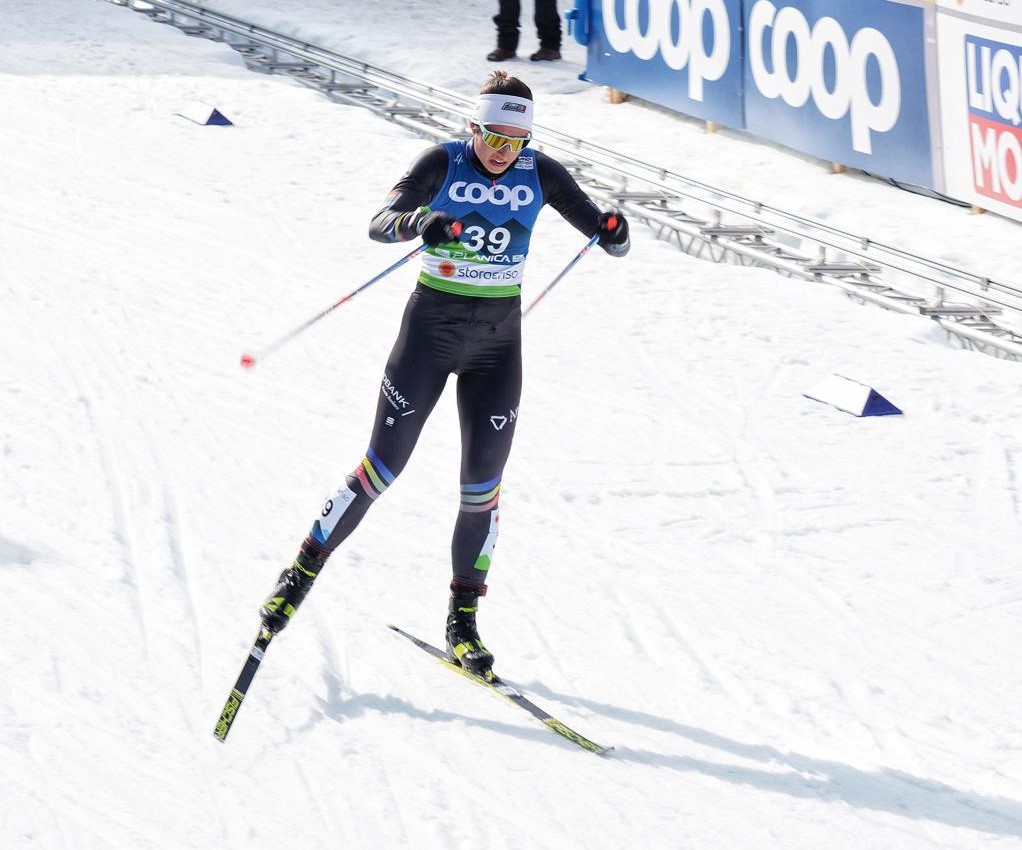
[448,181,535,212]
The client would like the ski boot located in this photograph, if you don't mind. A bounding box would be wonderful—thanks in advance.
[446,581,495,679]
[260,538,329,634]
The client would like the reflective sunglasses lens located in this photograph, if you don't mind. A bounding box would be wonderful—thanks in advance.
[481,127,530,152]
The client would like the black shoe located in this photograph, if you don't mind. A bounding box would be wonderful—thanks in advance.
[529,48,561,62]
[487,47,517,62]
[260,539,328,634]
[446,582,495,678]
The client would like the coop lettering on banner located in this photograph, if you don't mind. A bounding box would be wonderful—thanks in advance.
[580,0,745,127]
[743,0,935,188]
[967,36,1022,205]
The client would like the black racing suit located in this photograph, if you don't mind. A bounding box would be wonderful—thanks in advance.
[308,143,628,589]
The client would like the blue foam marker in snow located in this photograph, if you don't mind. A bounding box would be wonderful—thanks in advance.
[861,389,903,416]
[804,374,903,417]
[205,108,233,126]
[177,101,233,126]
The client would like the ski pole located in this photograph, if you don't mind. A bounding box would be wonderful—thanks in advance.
[522,216,614,318]
[240,234,447,368]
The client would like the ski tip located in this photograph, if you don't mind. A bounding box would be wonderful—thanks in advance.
[573,741,614,757]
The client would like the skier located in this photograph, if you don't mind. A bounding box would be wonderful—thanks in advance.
[258,70,630,679]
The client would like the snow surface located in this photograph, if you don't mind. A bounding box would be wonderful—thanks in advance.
[2,2,1022,849]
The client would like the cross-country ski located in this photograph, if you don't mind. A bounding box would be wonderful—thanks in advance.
[388,625,612,755]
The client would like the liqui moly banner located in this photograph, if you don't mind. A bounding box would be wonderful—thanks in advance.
[579,0,746,127]
[742,0,937,188]
[936,2,1022,221]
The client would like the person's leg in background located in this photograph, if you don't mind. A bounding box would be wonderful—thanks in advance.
[531,0,562,60]
[489,0,521,61]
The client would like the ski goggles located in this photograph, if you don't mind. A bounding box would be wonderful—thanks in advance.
[478,123,532,153]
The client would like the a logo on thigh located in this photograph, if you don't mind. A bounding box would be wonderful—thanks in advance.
[490,406,519,431]
[381,374,414,412]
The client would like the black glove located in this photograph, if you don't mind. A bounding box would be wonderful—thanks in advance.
[597,210,629,247]
[415,211,462,246]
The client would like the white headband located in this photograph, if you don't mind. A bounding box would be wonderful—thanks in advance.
[475,94,534,132]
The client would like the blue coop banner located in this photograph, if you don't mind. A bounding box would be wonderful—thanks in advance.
[742,0,936,187]
[581,0,746,127]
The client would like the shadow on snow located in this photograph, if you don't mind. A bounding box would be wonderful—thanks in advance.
[522,682,1022,838]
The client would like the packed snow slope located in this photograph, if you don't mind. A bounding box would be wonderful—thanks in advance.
[1,2,1021,849]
